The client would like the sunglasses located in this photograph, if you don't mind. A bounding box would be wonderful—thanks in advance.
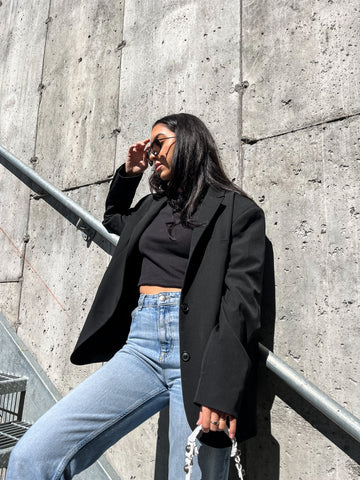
[147,136,176,165]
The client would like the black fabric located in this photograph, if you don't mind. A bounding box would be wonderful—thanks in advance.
[138,202,192,288]
[70,163,266,448]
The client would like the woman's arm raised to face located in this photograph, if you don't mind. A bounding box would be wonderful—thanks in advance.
[125,139,150,176]
[102,138,150,235]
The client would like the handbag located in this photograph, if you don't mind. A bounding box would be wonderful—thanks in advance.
[184,424,244,479]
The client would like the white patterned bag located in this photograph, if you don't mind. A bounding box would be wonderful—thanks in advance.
[184,424,244,479]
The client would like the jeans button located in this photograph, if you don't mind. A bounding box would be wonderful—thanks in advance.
[159,294,166,302]
[182,351,190,362]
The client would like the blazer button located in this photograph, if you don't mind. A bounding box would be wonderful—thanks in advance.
[181,303,189,313]
[182,351,190,362]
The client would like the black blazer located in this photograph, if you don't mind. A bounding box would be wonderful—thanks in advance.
[71,165,266,447]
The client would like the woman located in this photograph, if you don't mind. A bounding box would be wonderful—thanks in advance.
[7,113,265,479]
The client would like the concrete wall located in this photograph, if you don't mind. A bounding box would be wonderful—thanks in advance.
[0,0,359,479]
[241,1,360,479]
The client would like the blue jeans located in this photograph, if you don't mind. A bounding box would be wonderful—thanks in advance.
[7,292,230,479]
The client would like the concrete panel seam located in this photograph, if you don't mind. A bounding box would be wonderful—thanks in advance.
[0,225,71,332]
[241,111,360,145]
[33,0,52,154]
[30,177,113,200]
[0,280,22,285]
[16,0,53,332]
[238,0,244,190]
[113,0,127,177]
[17,194,33,333]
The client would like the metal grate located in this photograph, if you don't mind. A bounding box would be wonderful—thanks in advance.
[0,421,31,469]
[0,373,30,475]
[0,373,27,424]
[0,374,27,394]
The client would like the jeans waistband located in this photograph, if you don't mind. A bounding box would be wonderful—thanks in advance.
[137,291,181,308]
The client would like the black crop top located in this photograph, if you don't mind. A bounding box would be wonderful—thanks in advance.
[138,202,193,288]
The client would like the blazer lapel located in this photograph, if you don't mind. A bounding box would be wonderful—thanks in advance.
[188,187,225,263]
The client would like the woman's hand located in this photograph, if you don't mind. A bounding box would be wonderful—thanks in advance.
[125,139,150,176]
[197,405,237,439]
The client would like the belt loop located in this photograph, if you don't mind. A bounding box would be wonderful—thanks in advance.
[138,294,146,311]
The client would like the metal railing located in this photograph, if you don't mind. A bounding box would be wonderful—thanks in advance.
[258,344,360,443]
[1,144,360,445]
[0,145,117,256]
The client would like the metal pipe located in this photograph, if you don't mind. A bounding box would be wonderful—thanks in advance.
[0,145,118,253]
[259,343,360,443]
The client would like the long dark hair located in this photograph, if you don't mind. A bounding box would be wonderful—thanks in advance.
[149,113,245,225]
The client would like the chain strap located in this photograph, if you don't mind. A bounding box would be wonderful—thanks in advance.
[184,424,244,479]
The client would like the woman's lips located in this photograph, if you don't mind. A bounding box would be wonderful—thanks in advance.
[155,163,162,172]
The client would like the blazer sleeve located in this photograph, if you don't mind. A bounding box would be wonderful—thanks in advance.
[102,164,143,236]
[193,205,266,418]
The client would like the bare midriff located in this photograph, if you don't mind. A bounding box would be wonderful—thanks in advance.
[139,285,182,294]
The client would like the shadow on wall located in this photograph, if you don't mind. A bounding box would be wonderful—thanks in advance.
[242,237,280,480]
[155,406,170,479]
[245,372,360,479]
[244,239,360,480]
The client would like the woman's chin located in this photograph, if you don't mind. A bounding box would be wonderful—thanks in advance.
[160,171,171,181]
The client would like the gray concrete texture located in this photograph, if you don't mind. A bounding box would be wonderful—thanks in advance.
[0,282,21,326]
[0,0,49,281]
[0,0,359,479]
[17,183,110,393]
[34,0,123,189]
[0,184,29,281]
[243,116,360,479]
[116,0,242,185]
[242,0,360,140]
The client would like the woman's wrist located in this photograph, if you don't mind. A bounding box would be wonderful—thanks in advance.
[124,169,143,177]
[118,164,143,179]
